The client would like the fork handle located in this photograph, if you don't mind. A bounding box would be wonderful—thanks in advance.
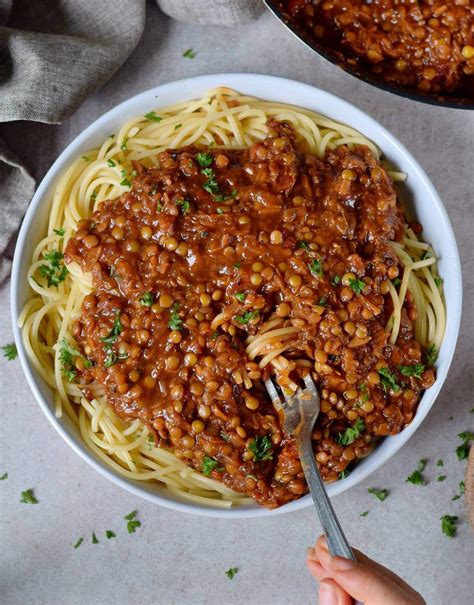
[298,436,356,560]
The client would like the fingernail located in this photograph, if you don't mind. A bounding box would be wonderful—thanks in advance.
[318,535,329,550]
[332,556,357,571]
[307,547,315,557]
[319,580,338,605]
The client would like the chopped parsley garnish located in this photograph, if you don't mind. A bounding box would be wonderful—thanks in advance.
[225,567,239,579]
[195,152,213,167]
[20,489,38,504]
[367,487,389,501]
[437,475,446,482]
[336,418,365,446]
[74,538,84,548]
[2,343,17,361]
[348,277,365,295]
[440,515,458,538]
[220,431,230,442]
[92,532,99,544]
[105,530,116,539]
[176,199,190,215]
[456,431,474,460]
[298,240,310,252]
[107,158,116,167]
[144,111,162,122]
[339,469,350,479]
[425,344,438,365]
[202,168,220,194]
[317,297,328,307]
[168,303,183,331]
[234,292,247,303]
[120,169,131,187]
[248,435,273,461]
[38,250,69,287]
[360,511,369,517]
[0,472,7,480]
[82,156,90,162]
[139,292,154,307]
[174,123,182,130]
[392,277,401,287]
[233,262,241,270]
[91,190,98,200]
[378,368,400,392]
[59,338,81,383]
[398,364,425,379]
[235,310,259,325]
[308,258,323,277]
[101,311,123,350]
[331,275,341,286]
[214,189,238,203]
[53,228,65,237]
[434,276,442,288]
[437,459,444,467]
[406,458,428,485]
[202,456,223,476]
[182,48,196,59]
[452,481,465,501]
[104,352,118,368]
[124,510,141,533]
[120,138,128,151]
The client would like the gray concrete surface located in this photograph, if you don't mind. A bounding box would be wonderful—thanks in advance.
[1,3,473,604]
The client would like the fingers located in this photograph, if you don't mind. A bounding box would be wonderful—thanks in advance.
[308,536,425,605]
[319,578,353,605]
[329,555,421,604]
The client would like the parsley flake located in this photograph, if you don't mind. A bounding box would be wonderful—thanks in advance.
[298,241,310,251]
[74,538,84,548]
[105,530,116,539]
[248,435,273,461]
[336,418,365,446]
[195,152,213,167]
[360,510,369,517]
[107,159,116,167]
[378,368,400,392]
[234,292,247,303]
[225,567,239,579]
[440,515,458,538]
[308,258,323,277]
[124,510,141,533]
[202,456,223,476]
[182,48,196,59]
[120,138,128,151]
[38,250,69,287]
[0,472,7,480]
[425,344,438,365]
[20,488,38,504]
[53,228,65,237]
[1,343,17,361]
[92,532,99,544]
[139,292,154,307]
[437,475,446,482]
[59,338,81,383]
[367,487,389,501]
[176,199,190,215]
[144,111,162,122]
[168,303,183,331]
[235,310,259,325]
[456,431,474,460]
[348,277,365,295]
[398,364,425,379]
[331,275,341,286]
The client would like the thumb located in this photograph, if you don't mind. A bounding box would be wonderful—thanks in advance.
[329,556,422,605]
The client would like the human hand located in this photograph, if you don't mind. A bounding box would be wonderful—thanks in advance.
[307,535,426,605]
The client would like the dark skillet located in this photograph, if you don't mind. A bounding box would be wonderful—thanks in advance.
[264,0,474,110]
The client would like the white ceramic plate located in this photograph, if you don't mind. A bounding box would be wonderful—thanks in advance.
[11,74,462,518]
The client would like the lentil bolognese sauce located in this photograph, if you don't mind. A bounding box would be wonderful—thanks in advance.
[279,0,474,96]
[20,90,445,508]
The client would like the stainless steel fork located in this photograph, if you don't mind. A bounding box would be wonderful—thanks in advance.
[265,373,357,561]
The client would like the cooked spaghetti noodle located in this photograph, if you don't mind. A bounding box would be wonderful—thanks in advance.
[20,89,445,508]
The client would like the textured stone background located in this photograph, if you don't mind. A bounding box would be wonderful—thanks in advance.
[1,3,473,604]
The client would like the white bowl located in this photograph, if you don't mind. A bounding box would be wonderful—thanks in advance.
[11,74,462,518]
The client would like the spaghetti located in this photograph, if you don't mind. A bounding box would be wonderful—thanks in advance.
[20,89,445,508]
